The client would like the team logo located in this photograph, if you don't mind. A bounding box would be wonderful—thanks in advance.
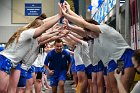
[62,55,65,58]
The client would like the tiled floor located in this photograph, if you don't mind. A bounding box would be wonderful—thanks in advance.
[35,80,76,93]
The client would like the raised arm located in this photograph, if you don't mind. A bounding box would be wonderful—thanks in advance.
[68,25,86,37]
[62,37,76,48]
[64,19,86,37]
[63,1,82,19]
[39,32,66,45]
[60,4,101,35]
[39,31,60,42]
[70,31,83,39]
[67,33,82,44]
[34,3,62,38]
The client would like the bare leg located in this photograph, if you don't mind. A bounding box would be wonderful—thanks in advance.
[77,71,88,93]
[34,79,42,93]
[25,78,34,93]
[52,86,57,93]
[121,67,135,93]
[88,79,93,93]
[104,75,112,93]
[97,71,104,93]
[16,87,25,93]
[108,71,119,93]
[92,72,98,93]
[72,71,78,87]
[43,74,51,89]
[58,80,65,93]
[7,69,21,93]
[0,70,9,93]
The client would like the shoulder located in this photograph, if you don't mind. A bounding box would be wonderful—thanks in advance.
[47,49,55,55]
[97,24,109,33]
[63,49,70,55]
[21,28,36,38]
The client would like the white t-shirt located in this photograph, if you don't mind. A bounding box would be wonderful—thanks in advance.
[74,44,84,66]
[33,52,47,67]
[94,24,130,66]
[130,81,140,93]
[80,40,92,67]
[74,40,91,67]
[88,40,100,66]
[0,29,36,67]
[21,39,39,70]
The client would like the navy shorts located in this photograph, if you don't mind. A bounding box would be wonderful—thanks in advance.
[50,70,67,86]
[85,64,93,79]
[17,76,26,87]
[93,61,104,72]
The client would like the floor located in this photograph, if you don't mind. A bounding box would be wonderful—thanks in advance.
[34,80,76,93]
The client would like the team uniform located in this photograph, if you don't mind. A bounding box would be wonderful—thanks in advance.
[94,24,134,73]
[74,43,85,72]
[65,49,76,73]
[0,29,37,74]
[88,40,104,74]
[79,40,93,79]
[44,49,71,86]
[14,32,40,87]
[33,51,46,79]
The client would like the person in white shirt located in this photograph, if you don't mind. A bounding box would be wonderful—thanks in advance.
[15,27,67,93]
[63,17,105,93]
[87,39,105,93]
[68,32,94,93]
[32,45,46,93]
[0,4,63,93]
[60,2,135,93]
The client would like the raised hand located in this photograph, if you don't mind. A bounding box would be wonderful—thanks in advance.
[58,2,67,16]
[63,1,71,11]
[58,2,63,16]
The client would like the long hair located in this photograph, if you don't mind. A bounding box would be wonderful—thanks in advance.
[133,49,140,65]
[85,19,99,25]
[5,13,47,48]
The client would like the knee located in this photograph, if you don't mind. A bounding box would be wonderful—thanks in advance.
[97,79,103,87]
[59,82,64,88]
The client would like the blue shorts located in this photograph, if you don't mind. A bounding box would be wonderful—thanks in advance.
[15,63,21,70]
[107,49,134,73]
[119,49,134,68]
[71,63,76,72]
[17,76,26,87]
[50,70,67,86]
[71,56,76,72]
[103,67,107,76]
[76,64,85,72]
[93,61,104,72]
[0,55,12,74]
[85,64,93,79]
[26,66,35,79]
[107,60,117,73]
[34,66,45,73]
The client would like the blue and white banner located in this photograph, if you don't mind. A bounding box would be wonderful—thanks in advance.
[25,3,42,16]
